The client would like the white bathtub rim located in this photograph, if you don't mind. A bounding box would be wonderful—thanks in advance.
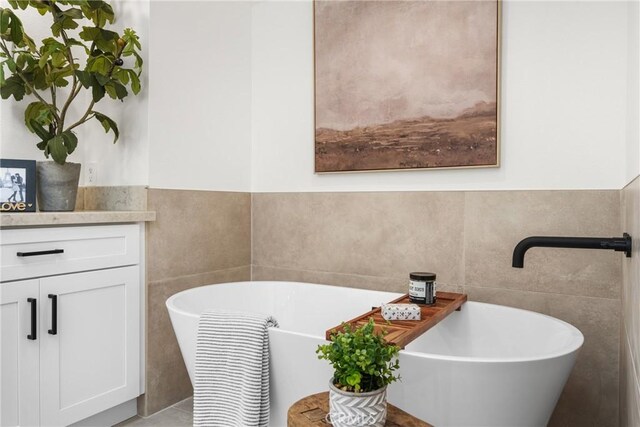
[165,280,401,320]
[166,280,584,364]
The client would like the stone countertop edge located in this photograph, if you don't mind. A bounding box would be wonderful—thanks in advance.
[0,210,156,227]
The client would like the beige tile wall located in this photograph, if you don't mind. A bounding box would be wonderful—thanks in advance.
[83,186,149,211]
[75,185,148,211]
[139,188,630,424]
[139,189,251,416]
[620,176,640,426]
[253,192,466,287]
[252,190,622,426]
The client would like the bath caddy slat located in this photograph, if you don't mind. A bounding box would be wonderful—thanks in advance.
[325,292,467,349]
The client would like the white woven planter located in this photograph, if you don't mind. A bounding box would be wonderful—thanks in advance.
[328,381,387,427]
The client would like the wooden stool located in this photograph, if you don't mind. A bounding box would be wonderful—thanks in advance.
[287,392,432,427]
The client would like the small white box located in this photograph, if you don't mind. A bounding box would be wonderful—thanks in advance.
[381,303,421,321]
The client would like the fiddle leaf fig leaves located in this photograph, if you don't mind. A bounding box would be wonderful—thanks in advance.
[104,80,127,100]
[7,1,28,11]
[113,68,129,85]
[5,57,16,73]
[122,28,141,51]
[80,1,115,27]
[0,75,25,100]
[1,7,35,51]
[0,9,10,34]
[8,11,24,45]
[91,80,105,102]
[94,72,110,86]
[121,28,143,71]
[128,70,140,94]
[79,27,118,53]
[30,122,77,165]
[93,111,119,142]
[24,101,54,131]
[61,8,83,20]
[16,52,35,70]
[1,0,143,164]
[29,119,53,142]
[61,130,78,154]
[75,69,92,88]
[47,135,67,164]
[51,13,79,38]
[87,55,111,75]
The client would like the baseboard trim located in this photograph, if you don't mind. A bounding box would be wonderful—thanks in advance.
[69,399,138,427]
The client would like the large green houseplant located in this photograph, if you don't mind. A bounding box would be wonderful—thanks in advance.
[0,0,142,211]
[317,318,400,427]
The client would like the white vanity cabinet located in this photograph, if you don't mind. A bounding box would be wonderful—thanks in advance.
[0,224,143,427]
[1,279,40,427]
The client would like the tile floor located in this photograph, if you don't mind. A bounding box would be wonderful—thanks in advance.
[116,397,193,427]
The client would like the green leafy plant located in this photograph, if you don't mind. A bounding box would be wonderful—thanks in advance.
[0,0,143,164]
[317,318,400,393]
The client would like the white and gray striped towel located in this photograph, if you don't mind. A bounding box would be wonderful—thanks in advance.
[193,310,278,427]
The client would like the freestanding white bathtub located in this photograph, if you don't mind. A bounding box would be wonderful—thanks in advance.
[166,281,583,427]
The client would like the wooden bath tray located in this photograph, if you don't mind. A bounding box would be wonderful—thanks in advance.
[325,292,467,349]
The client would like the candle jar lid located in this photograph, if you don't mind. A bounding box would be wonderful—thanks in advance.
[410,272,436,281]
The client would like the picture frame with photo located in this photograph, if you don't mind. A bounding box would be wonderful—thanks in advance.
[0,159,36,212]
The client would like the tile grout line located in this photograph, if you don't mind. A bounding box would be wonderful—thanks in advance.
[461,191,468,296]
[250,192,254,281]
[251,264,450,287]
[171,405,193,416]
[463,283,623,302]
[252,264,621,301]
[171,396,193,415]
[623,322,640,406]
[138,403,182,420]
[149,264,252,286]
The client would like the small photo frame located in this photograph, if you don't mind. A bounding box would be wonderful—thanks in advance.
[0,159,36,212]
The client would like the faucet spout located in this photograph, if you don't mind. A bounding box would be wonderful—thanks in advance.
[512,233,632,268]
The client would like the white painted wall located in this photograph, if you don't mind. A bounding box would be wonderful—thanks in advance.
[0,0,150,186]
[627,0,640,185]
[147,1,252,192]
[1,1,635,193]
[81,0,149,186]
[0,3,83,165]
[251,1,630,192]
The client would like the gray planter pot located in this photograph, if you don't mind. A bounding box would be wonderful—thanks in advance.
[328,381,387,427]
[36,161,81,212]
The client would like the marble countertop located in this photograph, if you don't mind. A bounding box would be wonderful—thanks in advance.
[0,210,156,227]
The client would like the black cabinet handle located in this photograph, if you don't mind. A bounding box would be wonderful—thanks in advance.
[27,298,36,340]
[48,294,57,335]
[17,249,64,257]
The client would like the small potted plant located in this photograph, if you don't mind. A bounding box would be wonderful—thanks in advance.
[317,318,400,427]
[0,0,143,211]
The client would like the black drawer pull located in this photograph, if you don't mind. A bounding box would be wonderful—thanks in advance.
[27,298,36,340]
[17,249,64,257]
[48,294,57,335]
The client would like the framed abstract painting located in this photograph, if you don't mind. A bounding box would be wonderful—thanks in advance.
[314,0,500,173]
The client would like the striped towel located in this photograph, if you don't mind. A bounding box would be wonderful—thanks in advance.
[193,310,278,427]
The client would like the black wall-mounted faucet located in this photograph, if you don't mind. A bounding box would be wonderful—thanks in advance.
[512,233,632,268]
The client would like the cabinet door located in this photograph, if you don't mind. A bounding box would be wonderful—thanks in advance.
[0,280,40,427]
[39,266,140,426]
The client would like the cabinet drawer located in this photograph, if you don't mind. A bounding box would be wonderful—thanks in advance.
[1,224,140,282]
